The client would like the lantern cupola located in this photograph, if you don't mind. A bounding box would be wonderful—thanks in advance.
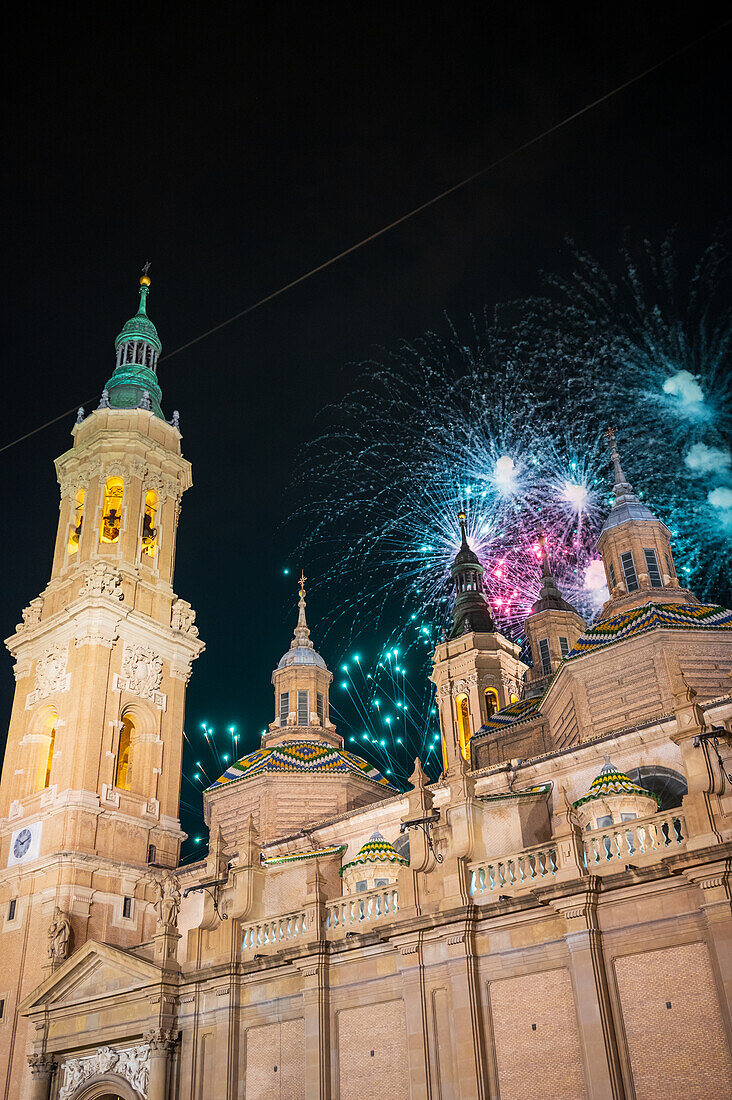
[104,268,165,418]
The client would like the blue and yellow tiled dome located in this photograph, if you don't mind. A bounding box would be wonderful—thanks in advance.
[340,830,408,876]
[208,741,396,791]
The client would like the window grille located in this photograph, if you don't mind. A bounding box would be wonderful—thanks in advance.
[608,561,617,590]
[559,636,570,659]
[316,692,324,724]
[538,638,551,676]
[621,552,638,592]
[297,690,308,726]
[644,548,662,588]
[665,552,674,577]
[279,692,289,725]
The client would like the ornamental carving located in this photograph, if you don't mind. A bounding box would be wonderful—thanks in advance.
[143,471,165,497]
[16,597,43,633]
[171,598,198,636]
[151,872,181,931]
[58,1044,150,1100]
[144,1027,179,1053]
[26,644,69,708]
[100,461,127,481]
[118,644,163,701]
[27,1054,56,1080]
[79,562,124,600]
[162,475,183,501]
[128,458,148,480]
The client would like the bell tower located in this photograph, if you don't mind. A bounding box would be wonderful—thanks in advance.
[431,507,527,770]
[0,274,204,1096]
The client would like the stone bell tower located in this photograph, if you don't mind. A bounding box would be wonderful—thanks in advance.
[0,274,204,1098]
[431,507,527,770]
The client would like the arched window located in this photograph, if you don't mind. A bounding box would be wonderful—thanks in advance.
[626,766,687,811]
[141,490,158,557]
[67,488,85,554]
[484,688,499,720]
[455,693,472,761]
[100,477,124,543]
[509,693,519,704]
[115,714,134,790]
[35,710,57,790]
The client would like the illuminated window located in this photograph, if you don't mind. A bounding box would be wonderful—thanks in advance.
[100,477,123,543]
[484,688,499,720]
[115,714,134,790]
[620,552,638,592]
[608,561,617,590]
[455,693,472,761]
[509,694,519,704]
[297,690,308,726]
[35,710,57,790]
[559,636,570,659]
[316,692,324,724]
[538,638,551,676]
[643,548,662,588]
[279,692,289,725]
[67,488,85,554]
[141,490,158,557]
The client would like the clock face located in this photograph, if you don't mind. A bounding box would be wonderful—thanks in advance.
[13,828,32,859]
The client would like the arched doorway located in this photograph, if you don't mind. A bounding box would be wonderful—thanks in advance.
[71,1074,142,1100]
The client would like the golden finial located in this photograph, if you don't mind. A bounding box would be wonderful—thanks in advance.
[299,570,307,598]
[140,260,151,287]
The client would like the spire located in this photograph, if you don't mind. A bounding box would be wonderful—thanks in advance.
[605,427,635,498]
[600,427,658,534]
[530,533,579,615]
[449,504,494,638]
[290,571,314,651]
[104,268,165,419]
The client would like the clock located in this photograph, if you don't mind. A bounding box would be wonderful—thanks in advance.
[13,829,31,859]
[8,822,42,867]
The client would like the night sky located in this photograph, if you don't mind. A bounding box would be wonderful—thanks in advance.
[2,8,730,853]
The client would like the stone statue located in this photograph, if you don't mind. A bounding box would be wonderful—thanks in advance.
[48,906,72,961]
[152,872,181,930]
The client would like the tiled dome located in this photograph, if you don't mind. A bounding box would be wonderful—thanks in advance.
[340,830,408,875]
[208,741,396,791]
[573,760,661,809]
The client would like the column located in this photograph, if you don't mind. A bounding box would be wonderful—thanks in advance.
[445,928,490,1099]
[554,890,624,1100]
[27,1056,56,1100]
[145,1029,179,1100]
[394,937,432,1098]
[299,950,331,1099]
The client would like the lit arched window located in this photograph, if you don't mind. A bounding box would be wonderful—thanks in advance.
[455,693,472,761]
[141,490,158,557]
[100,477,124,543]
[67,488,85,555]
[509,693,519,704]
[115,714,134,790]
[484,688,499,720]
[35,710,57,790]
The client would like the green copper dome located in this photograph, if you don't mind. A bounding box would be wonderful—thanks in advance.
[104,277,164,418]
[114,283,162,352]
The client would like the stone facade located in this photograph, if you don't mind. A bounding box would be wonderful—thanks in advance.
[2,284,732,1100]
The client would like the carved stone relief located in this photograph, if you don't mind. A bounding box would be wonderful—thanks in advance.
[25,644,70,708]
[116,644,165,708]
[16,597,44,633]
[171,598,198,636]
[78,562,124,600]
[58,1043,150,1100]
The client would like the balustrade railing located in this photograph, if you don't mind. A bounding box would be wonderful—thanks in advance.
[241,906,314,953]
[325,885,399,937]
[583,809,685,869]
[469,843,559,898]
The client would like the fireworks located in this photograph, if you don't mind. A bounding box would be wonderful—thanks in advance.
[292,230,732,651]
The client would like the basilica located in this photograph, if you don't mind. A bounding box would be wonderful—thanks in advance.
[1,278,732,1100]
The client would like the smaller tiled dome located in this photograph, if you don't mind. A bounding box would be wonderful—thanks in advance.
[573,760,661,809]
[340,830,408,876]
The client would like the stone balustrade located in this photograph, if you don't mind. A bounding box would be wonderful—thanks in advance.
[325,885,399,937]
[582,809,686,870]
[469,841,560,898]
[241,905,317,953]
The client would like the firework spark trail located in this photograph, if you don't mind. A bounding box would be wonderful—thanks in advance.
[293,230,732,655]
